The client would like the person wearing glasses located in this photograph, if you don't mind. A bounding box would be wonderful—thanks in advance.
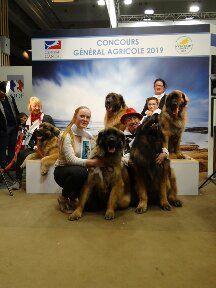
[141,78,167,116]
[142,97,161,121]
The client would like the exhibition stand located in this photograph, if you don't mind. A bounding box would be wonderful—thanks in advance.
[26,159,199,195]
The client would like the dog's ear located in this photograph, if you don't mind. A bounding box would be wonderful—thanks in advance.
[164,93,173,113]
[119,94,126,108]
[52,126,60,136]
[181,93,188,107]
[96,130,104,145]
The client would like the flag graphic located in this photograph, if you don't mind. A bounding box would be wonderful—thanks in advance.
[45,40,61,50]
[7,80,24,99]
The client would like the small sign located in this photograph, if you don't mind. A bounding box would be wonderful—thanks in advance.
[81,139,91,159]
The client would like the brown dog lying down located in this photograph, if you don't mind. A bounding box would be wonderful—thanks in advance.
[130,113,182,213]
[21,122,60,175]
[104,92,128,131]
[68,127,131,221]
[160,90,188,159]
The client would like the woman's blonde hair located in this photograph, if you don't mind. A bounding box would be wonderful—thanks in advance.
[28,96,42,112]
[60,106,91,152]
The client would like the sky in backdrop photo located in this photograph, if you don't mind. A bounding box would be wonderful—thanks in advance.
[32,56,209,148]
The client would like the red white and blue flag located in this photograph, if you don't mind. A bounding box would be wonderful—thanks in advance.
[6,78,25,99]
[45,40,61,50]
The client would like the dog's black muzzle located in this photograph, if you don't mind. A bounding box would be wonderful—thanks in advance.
[104,135,123,154]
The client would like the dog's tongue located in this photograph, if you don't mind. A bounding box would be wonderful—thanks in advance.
[37,136,43,140]
[173,107,179,118]
[108,146,116,153]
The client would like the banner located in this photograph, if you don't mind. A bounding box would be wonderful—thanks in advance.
[32,33,210,61]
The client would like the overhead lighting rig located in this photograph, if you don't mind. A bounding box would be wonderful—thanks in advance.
[118,12,216,23]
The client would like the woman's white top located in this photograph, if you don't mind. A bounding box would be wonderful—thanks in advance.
[55,124,94,167]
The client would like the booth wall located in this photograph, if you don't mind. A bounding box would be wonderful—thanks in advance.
[0,66,32,114]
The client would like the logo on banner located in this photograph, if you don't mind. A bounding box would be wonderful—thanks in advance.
[6,78,24,99]
[44,40,62,59]
[45,40,61,50]
[175,36,193,54]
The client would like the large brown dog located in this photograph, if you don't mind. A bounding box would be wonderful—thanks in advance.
[68,127,131,221]
[21,122,60,175]
[104,92,128,131]
[130,114,182,213]
[160,90,188,159]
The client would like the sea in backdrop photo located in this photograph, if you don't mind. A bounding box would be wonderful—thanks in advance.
[33,57,209,172]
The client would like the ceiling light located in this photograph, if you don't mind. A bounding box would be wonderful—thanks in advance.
[124,0,133,5]
[189,4,200,12]
[185,16,194,20]
[144,9,154,15]
[22,51,30,60]
[97,0,105,6]
[105,0,117,27]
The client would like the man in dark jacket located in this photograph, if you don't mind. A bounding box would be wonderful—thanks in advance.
[0,81,19,168]
[141,78,167,116]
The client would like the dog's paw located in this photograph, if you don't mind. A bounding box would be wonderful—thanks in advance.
[104,210,115,220]
[135,206,147,214]
[41,168,48,176]
[160,202,172,211]
[68,210,82,221]
[172,199,183,207]
[176,153,186,159]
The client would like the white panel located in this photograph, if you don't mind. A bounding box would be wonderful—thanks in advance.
[171,159,199,195]
[26,159,199,195]
[26,160,61,194]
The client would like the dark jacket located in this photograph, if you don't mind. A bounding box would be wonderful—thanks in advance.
[0,96,19,132]
[141,94,167,116]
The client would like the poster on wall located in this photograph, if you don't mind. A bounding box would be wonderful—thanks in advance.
[32,26,210,172]
[7,75,24,99]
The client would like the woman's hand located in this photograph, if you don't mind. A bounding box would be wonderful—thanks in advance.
[86,158,104,168]
[145,110,153,116]
[156,152,167,165]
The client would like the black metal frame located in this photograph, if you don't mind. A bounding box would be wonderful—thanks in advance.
[199,171,216,189]
[0,166,14,196]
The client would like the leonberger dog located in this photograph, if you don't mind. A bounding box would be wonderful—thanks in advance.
[104,92,128,131]
[130,113,182,213]
[160,90,188,159]
[68,127,131,221]
[21,122,60,175]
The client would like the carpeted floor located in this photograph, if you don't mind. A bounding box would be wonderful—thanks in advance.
[0,173,215,288]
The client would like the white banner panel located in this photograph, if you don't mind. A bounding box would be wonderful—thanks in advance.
[32,33,210,61]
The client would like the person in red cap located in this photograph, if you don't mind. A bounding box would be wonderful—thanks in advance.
[120,108,143,157]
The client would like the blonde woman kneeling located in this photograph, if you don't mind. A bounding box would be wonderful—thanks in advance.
[54,106,103,213]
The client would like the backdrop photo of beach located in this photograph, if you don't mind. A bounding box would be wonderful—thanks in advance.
[33,56,209,171]
[54,119,208,148]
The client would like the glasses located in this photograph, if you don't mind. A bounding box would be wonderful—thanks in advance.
[128,122,139,127]
[155,84,164,87]
[148,103,157,106]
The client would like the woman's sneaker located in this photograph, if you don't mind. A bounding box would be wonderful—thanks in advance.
[9,181,21,190]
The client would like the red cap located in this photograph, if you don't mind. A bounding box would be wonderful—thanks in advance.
[120,108,143,124]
